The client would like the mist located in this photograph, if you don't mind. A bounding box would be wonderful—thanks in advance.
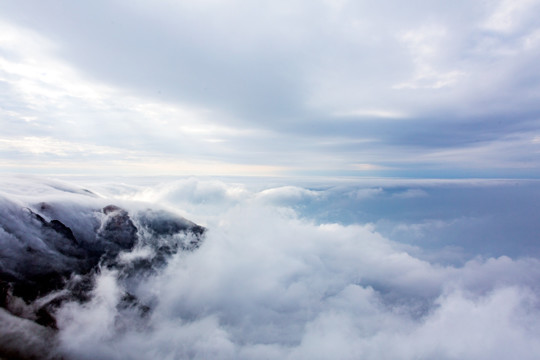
[2,175,540,359]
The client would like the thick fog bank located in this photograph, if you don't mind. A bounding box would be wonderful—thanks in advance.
[2,176,540,359]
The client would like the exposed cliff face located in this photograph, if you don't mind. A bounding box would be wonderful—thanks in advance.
[0,180,205,358]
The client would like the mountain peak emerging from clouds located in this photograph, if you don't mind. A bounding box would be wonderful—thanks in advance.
[0,177,204,359]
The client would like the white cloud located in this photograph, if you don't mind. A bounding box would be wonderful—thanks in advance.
[0,20,282,175]
[394,25,466,90]
[482,0,540,33]
[332,109,408,119]
[52,195,540,359]
[2,176,540,359]
[0,136,129,156]
[255,186,321,204]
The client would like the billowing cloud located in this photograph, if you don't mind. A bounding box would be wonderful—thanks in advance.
[2,176,540,359]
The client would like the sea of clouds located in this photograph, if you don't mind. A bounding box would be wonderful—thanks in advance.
[2,175,540,359]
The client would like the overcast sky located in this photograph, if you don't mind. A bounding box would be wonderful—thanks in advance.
[1,0,540,178]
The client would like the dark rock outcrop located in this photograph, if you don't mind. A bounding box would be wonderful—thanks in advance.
[0,200,205,333]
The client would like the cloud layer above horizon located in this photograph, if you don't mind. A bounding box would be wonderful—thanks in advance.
[1,0,540,177]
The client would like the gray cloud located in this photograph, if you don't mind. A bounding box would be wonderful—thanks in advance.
[1,0,540,176]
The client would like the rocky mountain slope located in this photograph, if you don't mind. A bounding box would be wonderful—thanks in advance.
[0,177,205,359]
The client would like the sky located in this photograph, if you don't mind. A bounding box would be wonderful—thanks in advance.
[3,4,540,357]
[1,0,540,178]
